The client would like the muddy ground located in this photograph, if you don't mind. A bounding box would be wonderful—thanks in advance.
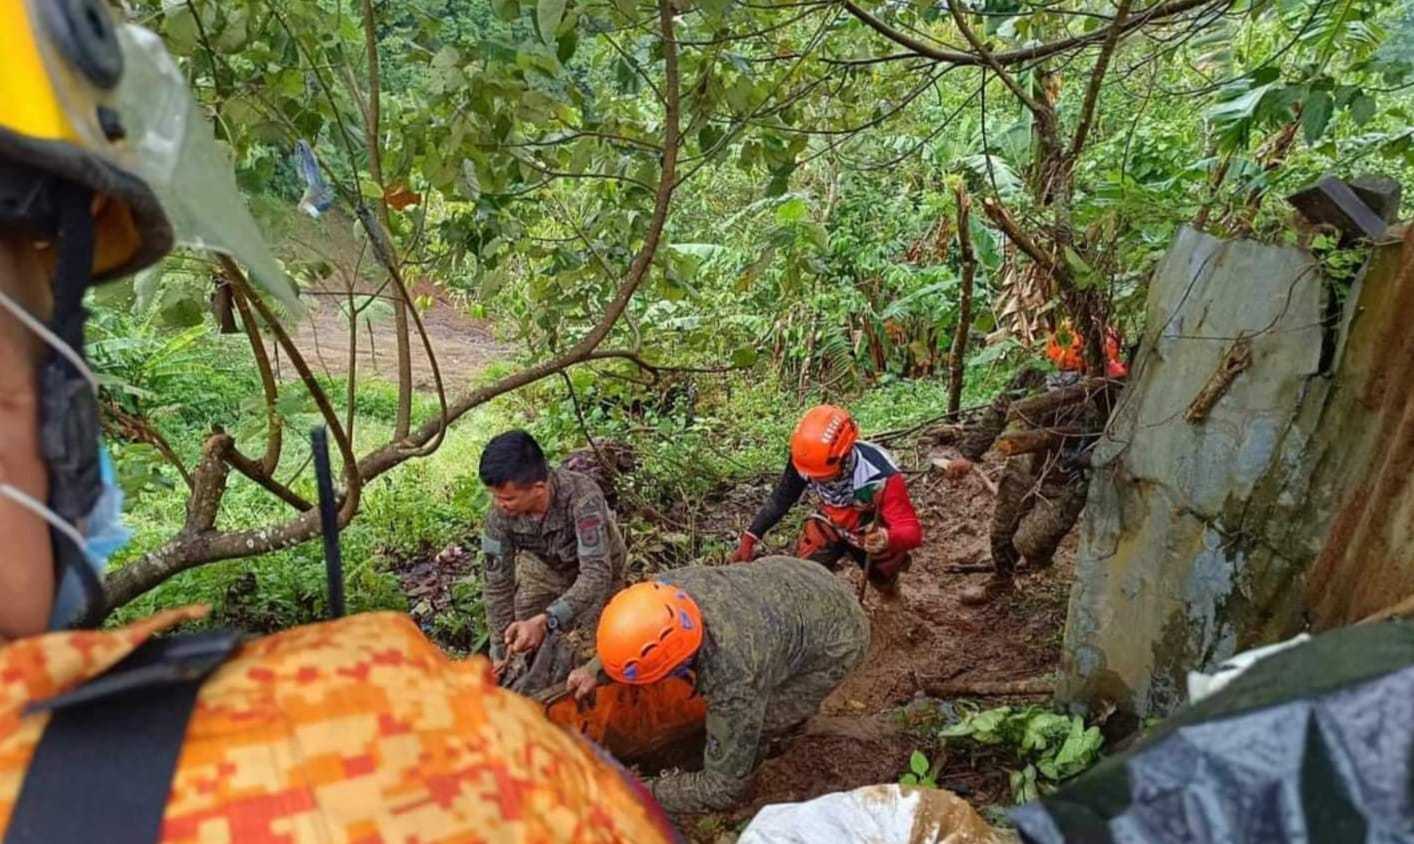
[394,437,1074,837]
[705,446,1073,836]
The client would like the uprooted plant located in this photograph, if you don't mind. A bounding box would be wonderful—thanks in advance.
[938,704,1105,804]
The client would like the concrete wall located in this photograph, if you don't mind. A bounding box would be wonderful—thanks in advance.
[1059,224,1414,716]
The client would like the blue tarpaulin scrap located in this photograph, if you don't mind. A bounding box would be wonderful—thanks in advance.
[1012,622,1414,844]
[294,140,334,218]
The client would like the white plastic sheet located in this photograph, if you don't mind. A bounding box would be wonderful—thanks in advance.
[1185,633,1310,703]
[740,784,1010,844]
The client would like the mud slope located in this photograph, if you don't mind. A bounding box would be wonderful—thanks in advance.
[730,451,1074,824]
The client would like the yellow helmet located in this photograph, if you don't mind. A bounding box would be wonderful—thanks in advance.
[0,0,299,306]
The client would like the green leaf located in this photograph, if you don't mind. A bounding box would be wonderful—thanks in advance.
[214,7,251,52]
[765,170,791,197]
[1350,93,1377,126]
[537,0,568,44]
[611,0,636,16]
[556,30,579,62]
[1207,81,1277,126]
[699,125,724,153]
[163,7,200,52]
[491,0,521,22]
[730,347,759,367]
[458,160,482,201]
[1302,90,1333,143]
[909,750,929,777]
[774,196,808,224]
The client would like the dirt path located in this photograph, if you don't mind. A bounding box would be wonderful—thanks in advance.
[290,276,509,392]
[727,451,1073,826]
[276,211,511,392]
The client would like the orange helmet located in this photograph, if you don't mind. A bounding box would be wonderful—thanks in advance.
[1045,322,1086,372]
[791,405,859,480]
[1045,321,1128,378]
[597,582,704,684]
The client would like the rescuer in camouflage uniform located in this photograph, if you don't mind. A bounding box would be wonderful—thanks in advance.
[946,327,1126,604]
[479,431,627,694]
[568,556,870,815]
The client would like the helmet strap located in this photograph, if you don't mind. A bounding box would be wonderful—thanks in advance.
[39,181,106,628]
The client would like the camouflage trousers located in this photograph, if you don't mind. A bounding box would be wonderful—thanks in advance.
[991,453,1089,578]
[503,556,622,697]
[756,621,869,761]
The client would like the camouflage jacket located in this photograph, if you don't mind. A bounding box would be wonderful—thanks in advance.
[646,557,869,815]
[482,469,626,659]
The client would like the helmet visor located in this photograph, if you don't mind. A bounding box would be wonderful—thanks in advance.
[26,1,301,313]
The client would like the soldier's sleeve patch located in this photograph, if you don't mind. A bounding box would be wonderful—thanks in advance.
[576,514,604,556]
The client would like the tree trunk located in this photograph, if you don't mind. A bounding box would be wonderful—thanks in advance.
[948,186,977,414]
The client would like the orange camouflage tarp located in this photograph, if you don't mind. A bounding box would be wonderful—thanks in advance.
[545,677,705,764]
[0,609,676,843]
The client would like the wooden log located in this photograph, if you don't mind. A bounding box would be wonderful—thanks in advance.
[944,564,995,574]
[1006,377,1110,424]
[995,428,1064,457]
[532,681,571,706]
[1358,591,1414,625]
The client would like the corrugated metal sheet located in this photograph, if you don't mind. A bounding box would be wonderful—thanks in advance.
[1305,226,1414,626]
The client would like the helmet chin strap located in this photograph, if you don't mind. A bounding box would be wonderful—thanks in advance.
[37,181,107,628]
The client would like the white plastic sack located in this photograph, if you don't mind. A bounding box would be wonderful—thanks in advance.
[739,784,1010,844]
[1185,633,1311,703]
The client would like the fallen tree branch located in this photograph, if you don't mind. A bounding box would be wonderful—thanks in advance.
[947,0,1047,118]
[947,184,976,415]
[980,198,1064,283]
[357,0,414,440]
[1069,0,1133,160]
[184,434,232,535]
[943,563,995,574]
[1185,337,1252,424]
[222,442,314,512]
[100,400,193,490]
[996,428,1063,456]
[1358,592,1414,625]
[229,282,283,476]
[970,464,999,496]
[1006,378,1112,425]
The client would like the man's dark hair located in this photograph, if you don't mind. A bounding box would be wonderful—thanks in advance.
[479,430,550,487]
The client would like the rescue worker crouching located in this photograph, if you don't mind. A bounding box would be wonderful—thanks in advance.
[479,429,627,695]
[733,405,923,597]
[565,557,870,816]
[0,2,677,839]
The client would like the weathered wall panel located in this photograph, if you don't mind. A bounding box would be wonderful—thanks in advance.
[1304,226,1414,626]
[1059,228,1327,715]
[1061,224,1414,716]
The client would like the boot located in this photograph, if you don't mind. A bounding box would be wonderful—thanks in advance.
[959,574,1014,606]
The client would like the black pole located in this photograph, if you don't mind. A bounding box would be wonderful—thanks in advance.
[310,427,345,618]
